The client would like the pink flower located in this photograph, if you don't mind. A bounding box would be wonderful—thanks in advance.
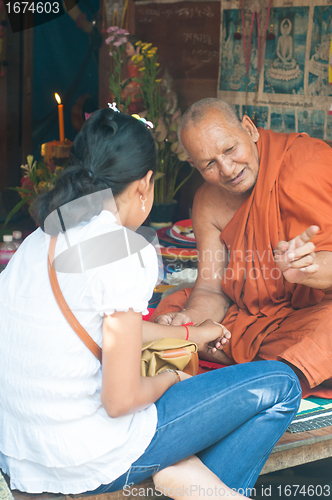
[105,35,115,44]
[118,29,129,35]
[109,50,113,56]
[106,26,119,33]
[113,39,123,47]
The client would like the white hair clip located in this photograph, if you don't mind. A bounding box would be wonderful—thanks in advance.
[131,114,154,129]
[108,102,120,112]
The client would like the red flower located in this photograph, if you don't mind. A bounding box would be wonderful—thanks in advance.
[47,159,56,174]
[21,176,35,191]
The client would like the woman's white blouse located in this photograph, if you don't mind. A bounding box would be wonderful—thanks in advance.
[0,211,158,494]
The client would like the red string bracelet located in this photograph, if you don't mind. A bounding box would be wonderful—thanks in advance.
[183,322,193,341]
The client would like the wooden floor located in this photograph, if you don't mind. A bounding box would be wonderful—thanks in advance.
[261,424,332,474]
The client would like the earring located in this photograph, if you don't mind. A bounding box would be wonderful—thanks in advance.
[140,195,147,212]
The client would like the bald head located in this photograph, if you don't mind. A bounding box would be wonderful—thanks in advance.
[178,98,242,149]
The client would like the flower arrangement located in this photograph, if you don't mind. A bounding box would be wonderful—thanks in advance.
[105,26,132,113]
[130,40,193,205]
[153,109,193,204]
[5,156,64,225]
[131,42,165,124]
[94,33,194,206]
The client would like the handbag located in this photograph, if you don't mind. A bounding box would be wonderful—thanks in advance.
[141,338,198,377]
[48,235,199,376]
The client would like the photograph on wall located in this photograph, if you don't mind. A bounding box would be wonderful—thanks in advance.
[218,0,332,140]
[270,106,296,133]
[263,7,309,95]
[308,5,332,97]
[220,9,258,92]
[242,105,268,128]
[297,109,325,138]
[326,112,332,140]
[234,104,242,119]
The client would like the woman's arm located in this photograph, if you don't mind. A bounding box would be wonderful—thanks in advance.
[142,320,231,356]
[101,309,180,418]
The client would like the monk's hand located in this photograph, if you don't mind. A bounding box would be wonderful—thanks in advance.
[274,225,320,284]
[154,310,194,326]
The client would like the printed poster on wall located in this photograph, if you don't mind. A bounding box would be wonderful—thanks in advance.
[218,0,332,140]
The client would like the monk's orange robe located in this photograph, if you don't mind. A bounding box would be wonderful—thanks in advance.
[151,129,332,389]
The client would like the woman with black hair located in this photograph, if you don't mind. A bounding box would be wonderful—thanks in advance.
[0,108,301,498]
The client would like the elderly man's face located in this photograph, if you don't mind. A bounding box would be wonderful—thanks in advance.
[181,109,260,195]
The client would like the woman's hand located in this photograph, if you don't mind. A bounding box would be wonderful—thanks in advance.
[190,319,231,354]
[101,309,187,418]
[177,370,192,382]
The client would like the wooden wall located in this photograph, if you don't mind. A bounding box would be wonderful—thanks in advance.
[98,0,219,218]
[0,19,33,206]
[99,0,220,111]
[134,1,220,110]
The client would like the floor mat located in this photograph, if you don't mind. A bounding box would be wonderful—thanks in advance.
[287,396,332,433]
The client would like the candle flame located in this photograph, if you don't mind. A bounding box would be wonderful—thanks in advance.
[55,93,61,105]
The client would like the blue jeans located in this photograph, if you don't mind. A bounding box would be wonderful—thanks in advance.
[89,361,301,496]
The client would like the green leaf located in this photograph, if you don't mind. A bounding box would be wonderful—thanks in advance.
[7,187,32,195]
[172,167,194,199]
[4,198,29,227]
[122,95,132,114]
[120,78,133,90]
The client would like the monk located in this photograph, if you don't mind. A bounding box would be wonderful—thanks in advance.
[151,98,332,391]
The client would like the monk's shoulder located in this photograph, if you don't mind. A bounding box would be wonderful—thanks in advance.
[194,181,222,205]
[193,182,238,231]
[281,135,332,183]
[278,135,332,214]
[193,182,223,219]
[286,134,332,167]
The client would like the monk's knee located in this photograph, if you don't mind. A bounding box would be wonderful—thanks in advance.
[279,359,305,381]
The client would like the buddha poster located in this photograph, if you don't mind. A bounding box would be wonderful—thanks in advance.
[218,0,332,141]
[308,5,332,97]
[219,8,257,93]
[263,9,308,95]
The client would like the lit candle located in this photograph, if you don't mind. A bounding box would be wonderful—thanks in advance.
[55,93,65,142]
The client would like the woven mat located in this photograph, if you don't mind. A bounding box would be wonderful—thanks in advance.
[287,396,332,433]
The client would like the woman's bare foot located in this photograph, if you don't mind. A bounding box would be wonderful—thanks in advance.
[153,455,246,500]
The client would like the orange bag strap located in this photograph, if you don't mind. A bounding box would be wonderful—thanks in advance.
[48,235,102,363]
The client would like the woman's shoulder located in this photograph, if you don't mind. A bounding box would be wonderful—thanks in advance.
[80,212,157,274]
